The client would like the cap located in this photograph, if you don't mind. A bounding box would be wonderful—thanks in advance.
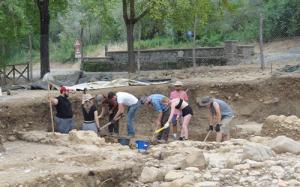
[95,94,105,105]
[59,86,69,94]
[198,96,213,107]
[173,81,183,86]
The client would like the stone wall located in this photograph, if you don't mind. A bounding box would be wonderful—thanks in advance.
[83,41,254,72]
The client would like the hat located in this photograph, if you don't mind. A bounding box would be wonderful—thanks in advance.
[173,81,183,86]
[95,94,105,105]
[198,96,213,107]
[82,94,94,102]
[59,86,69,94]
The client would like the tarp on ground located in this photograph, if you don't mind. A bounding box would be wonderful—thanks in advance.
[65,79,171,91]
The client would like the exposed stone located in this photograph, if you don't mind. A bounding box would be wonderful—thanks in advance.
[165,170,185,182]
[170,175,195,187]
[195,181,220,187]
[242,142,274,161]
[293,163,300,173]
[68,130,105,146]
[262,115,300,140]
[7,135,17,142]
[140,167,163,183]
[185,167,200,172]
[270,166,285,179]
[182,150,207,170]
[268,136,300,154]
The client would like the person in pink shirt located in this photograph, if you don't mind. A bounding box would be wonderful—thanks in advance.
[169,81,189,140]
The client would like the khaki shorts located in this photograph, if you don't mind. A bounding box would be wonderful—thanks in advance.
[220,117,233,135]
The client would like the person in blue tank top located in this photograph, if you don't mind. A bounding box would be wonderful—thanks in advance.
[198,96,234,142]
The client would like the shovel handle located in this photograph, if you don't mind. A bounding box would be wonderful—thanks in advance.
[203,130,212,142]
[154,127,165,134]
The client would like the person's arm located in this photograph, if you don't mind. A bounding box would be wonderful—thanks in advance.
[113,103,124,121]
[98,105,107,119]
[213,102,222,125]
[94,110,100,128]
[49,95,58,105]
[183,91,189,102]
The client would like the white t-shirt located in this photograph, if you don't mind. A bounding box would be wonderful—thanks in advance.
[116,92,138,106]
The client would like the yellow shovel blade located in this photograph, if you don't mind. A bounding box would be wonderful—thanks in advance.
[154,127,165,134]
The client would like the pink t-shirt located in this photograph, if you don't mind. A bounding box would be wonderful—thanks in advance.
[170,90,189,115]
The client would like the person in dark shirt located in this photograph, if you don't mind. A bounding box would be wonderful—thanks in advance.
[49,86,75,133]
[96,94,119,136]
[81,94,100,134]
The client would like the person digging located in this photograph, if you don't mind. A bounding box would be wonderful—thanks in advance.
[198,96,234,142]
[96,94,120,136]
[169,80,189,140]
[107,91,142,137]
[81,94,100,134]
[142,94,171,143]
[48,86,75,134]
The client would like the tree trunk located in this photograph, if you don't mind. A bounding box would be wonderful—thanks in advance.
[192,15,198,68]
[80,26,84,70]
[259,13,265,70]
[36,0,50,79]
[127,22,136,73]
[28,35,33,80]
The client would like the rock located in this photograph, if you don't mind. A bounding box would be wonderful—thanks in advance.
[170,175,195,187]
[195,181,220,187]
[185,167,200,172]
[249,136,271,145]
[152,181,160,187]
[270,166,285,179]
[7,135,17,142]
[293,163,300,173]
[182,150,207,170]
[262,115,300,140]
[68,130,105,146]
[140,167,163,183]
[268,136,300,154]
[242,142,274,161]
[165,170,185,182]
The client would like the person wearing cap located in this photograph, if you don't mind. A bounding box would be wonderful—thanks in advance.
[198,96,234,142]
[161,97,193,140]
[81,94,100,134]
[49,86,75,133]
[108,91,141,137]
[95,94,119,135]
[169,81,189,140]
[143,94,170,142]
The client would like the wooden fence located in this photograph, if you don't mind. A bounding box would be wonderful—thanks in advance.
[0,63,30,85]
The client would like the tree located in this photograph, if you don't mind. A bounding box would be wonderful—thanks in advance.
[122,0,148,74]
[36,0,50,78]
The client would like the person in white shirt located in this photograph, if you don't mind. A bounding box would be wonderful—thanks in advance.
[108,91,141,137]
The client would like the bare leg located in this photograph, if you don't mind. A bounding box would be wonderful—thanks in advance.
[181,114,192,139]
[216,132,222,142]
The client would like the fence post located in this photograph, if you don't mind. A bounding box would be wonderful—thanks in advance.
[13,65,15,84]
[259,13,265,70]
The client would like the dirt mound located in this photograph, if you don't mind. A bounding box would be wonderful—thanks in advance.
[262,115,300,140]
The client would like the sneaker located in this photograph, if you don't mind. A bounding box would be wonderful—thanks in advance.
[173,134,177,140]
[157,139,166,144]
[178,137,184,141]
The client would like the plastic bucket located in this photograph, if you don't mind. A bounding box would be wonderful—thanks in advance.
[135,140,150,152]
[118,137,130,146]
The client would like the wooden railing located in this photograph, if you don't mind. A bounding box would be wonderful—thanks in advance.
[0,63,30,85]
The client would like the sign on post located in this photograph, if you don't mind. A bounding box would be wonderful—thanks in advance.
[74,40,82,59]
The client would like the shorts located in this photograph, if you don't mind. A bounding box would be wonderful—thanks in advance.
[182,105,193,117]
[220,117,234,135]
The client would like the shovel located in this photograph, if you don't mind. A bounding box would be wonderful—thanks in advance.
[203,130,212,142]
[43,73,55,133]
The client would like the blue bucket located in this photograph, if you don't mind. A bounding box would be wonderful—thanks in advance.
[135,140,150,152]
[118,137,130,146]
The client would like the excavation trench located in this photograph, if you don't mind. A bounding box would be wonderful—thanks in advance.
[1,75,300,141]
